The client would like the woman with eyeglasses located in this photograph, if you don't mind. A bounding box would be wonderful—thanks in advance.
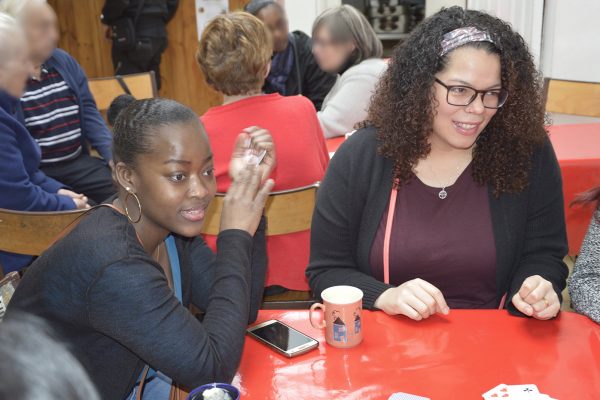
[307,7,568,321]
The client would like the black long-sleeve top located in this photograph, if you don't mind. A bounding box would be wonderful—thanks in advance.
[101,0,179,36]
[7,206,266,399]
[306,126,568,316]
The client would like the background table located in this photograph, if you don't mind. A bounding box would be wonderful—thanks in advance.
[325,123,600,255]
[547,123,600,255]
[235,310,600,399]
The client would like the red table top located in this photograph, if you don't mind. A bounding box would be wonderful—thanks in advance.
[235,309,600,400]
[547,124,600,254]
[325,124,600,254]
[547,123,600,161]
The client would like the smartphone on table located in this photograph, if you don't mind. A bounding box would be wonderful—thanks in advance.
[247,319,319,358]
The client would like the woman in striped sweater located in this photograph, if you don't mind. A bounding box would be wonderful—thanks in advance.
[0,12,89,273]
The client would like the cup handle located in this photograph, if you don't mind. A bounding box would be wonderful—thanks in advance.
[309,303,326,329]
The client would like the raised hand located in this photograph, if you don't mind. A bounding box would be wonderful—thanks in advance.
[220,165,275,235]
[229,126,276,183]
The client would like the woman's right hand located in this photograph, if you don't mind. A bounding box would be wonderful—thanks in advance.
[58,189,90,209]
[374,278,450,321]
[219,166,275,235]
[72,197,91,209]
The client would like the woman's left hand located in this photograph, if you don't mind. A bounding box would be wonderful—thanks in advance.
[511,275,560,320]
[229,126,276,182]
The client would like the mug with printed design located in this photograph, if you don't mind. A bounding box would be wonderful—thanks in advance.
[309,285,363,348]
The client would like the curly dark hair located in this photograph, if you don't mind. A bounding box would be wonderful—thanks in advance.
[368,6,547,195]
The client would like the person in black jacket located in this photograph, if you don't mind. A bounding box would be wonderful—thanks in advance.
[101,0,179,89]
[306,8,568,321]
[245,0,336,111]
[7,98,276,400]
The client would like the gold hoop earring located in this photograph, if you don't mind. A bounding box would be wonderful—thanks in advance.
[124,191,142,223]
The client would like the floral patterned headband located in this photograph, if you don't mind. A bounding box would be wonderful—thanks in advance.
[440,26,497,56]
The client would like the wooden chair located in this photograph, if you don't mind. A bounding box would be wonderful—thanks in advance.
[88,71,158,114]
[0,208,87,257]
[544,78,600,117]
[202,183,320,309]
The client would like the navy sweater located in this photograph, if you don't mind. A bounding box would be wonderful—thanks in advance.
[7,206,267,400]
[0,90,76,272]
[14,49,113,162]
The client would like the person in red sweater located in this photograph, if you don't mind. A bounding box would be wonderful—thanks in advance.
[197,12,329,292]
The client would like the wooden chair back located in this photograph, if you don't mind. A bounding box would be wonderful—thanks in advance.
[201,183,320,236]
[0,208,87,256]
[88,72,157,113]
[201,183,320,309]
[544,79,600,117]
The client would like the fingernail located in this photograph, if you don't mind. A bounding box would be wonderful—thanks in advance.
[526,306,533,315]
[443,307,450,315]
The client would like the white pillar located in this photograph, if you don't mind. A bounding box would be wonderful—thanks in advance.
[285,0,342,35]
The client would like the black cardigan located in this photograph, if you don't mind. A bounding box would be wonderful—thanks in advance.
[7,206,266,400]
[306,127,568,316]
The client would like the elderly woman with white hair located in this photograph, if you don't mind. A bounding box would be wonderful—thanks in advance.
[0,12,89,274]
[312,5,387,138]
[0,0,115,205]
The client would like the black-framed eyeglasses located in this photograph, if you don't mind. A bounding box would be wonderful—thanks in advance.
[434,78,508,109]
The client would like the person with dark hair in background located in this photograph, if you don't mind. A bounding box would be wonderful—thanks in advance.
[8,97,276,400]
[307,7,568,321]
[569,187,600,323]
[101,0,179,90]
[0,0,116,205]
[0,314,100,400]
[245,0,336,111]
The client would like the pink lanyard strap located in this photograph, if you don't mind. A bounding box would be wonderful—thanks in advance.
[381,187,506,310]
[382,188,398,285]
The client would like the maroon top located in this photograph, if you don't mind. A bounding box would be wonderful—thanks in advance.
[369,164,498,309]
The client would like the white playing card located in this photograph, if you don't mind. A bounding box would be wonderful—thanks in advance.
[388,392,430,400]
[483,384,510,399]
[507,384,540,396]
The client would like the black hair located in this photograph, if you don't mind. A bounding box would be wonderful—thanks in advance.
[107,94,136,126]
[112,97,200,166]
[244,0,282,16]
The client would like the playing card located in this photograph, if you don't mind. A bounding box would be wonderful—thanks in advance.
[483,384,510,399]
[388,392,430,400]
[244,148,267,166]
[507,384,540,396]
[483,383,552,400]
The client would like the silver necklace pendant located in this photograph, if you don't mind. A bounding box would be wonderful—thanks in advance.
[438,189,448,199]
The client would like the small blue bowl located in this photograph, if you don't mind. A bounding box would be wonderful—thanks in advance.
[187,383,240,400]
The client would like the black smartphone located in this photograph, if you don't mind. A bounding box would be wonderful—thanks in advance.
[247,319,319,358]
